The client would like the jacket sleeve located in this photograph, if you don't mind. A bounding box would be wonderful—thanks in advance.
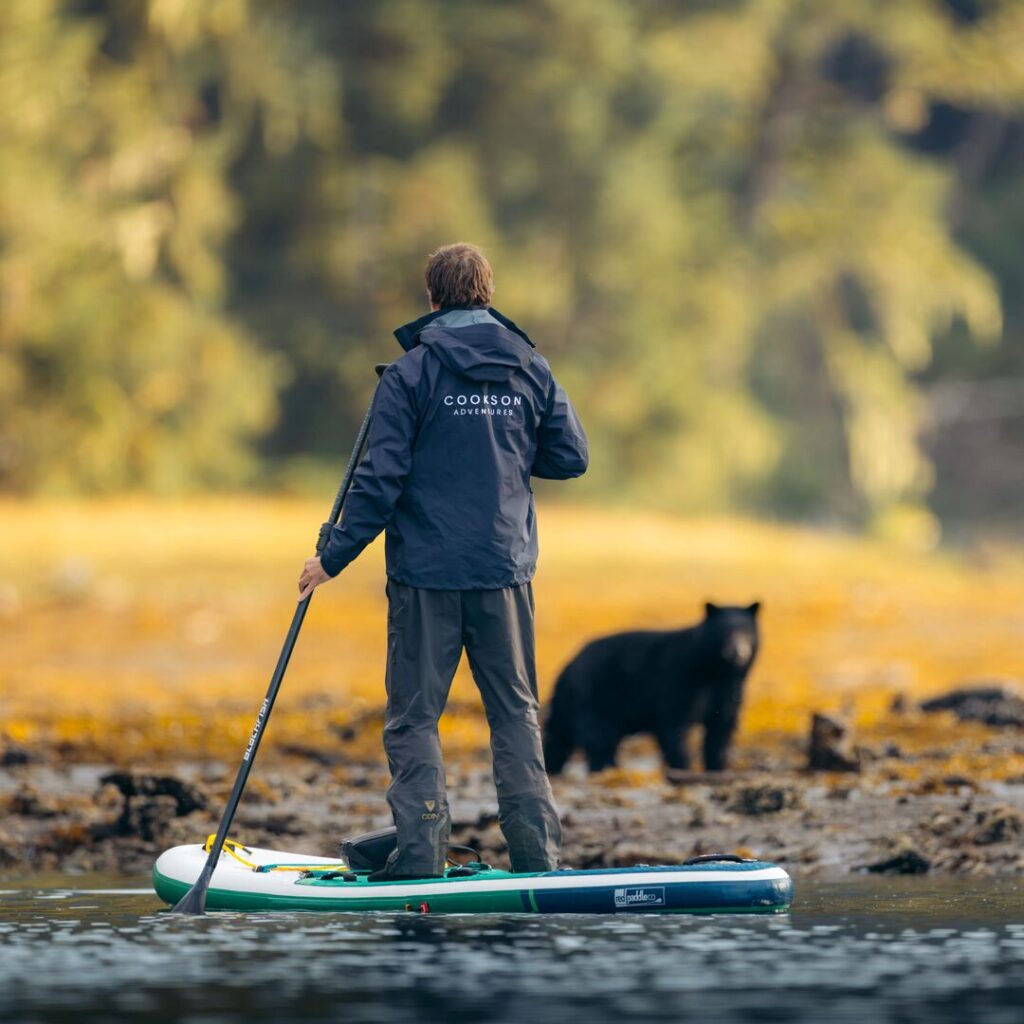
[319,368,417,577]
[531,375,589,480]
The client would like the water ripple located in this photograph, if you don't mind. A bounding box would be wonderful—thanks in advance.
[0,879,1021,1023]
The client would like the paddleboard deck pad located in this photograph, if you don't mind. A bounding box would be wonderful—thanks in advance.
[154,841,793,915]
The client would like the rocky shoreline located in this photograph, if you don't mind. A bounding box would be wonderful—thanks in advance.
[2,722,1022,880]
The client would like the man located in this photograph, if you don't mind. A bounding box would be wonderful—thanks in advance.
[298,242,588,881]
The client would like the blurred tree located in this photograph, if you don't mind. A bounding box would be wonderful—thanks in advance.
[223,0,1015,532]
[2,0,1022,534]
[0,0,281,491]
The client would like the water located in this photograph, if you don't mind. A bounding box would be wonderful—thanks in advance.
[1,876,1022,1024]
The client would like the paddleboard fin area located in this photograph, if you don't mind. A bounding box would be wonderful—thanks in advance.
[154,838,794,915]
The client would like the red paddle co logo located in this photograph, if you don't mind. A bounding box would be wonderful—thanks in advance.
[613,887,666,909]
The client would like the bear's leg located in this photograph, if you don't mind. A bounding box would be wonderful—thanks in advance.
[655,726,691,772]
[542,665,584,775]
[542,706,573,775]
[703,705,740,771]
[582,724,621,773]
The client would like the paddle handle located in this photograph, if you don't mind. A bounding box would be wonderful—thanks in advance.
[323,363,390,529]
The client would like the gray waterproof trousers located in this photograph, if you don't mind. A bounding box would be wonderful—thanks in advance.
[382,580,562,876]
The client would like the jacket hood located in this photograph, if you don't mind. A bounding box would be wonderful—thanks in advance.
[394,305,535,352]
[393,307,536,383]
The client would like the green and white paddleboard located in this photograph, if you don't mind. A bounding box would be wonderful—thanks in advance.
[154,841,793,915]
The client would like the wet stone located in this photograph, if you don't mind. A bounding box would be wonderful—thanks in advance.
[865,848,932,875]
[117,795,180,844]
[725,784,804,816]
[97,772,207,841]
[0,740,37,767]
[5,785,61,819]
[970,806,1023,846]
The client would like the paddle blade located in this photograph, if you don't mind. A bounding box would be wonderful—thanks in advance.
[170,864,213,915]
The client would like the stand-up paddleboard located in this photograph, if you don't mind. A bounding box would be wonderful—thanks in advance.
[154,839,793,914]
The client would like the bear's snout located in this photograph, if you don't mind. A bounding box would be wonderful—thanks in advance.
[723,633,755,667]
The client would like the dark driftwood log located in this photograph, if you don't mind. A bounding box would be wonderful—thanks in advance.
[920,684,1024,728]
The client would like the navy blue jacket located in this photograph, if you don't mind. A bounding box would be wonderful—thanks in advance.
[319,306,588,589]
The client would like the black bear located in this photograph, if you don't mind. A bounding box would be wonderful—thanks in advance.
[543,602,760,775]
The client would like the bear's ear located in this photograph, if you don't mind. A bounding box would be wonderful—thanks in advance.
[746,601,761,616]
[704,601,721,618]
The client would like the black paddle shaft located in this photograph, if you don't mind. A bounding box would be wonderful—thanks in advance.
[172,364,389,915]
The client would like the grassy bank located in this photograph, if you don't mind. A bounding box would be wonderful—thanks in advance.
[1,498,1023,772]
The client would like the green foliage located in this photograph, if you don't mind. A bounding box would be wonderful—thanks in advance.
[2,0,1021,528]
[0,0,282,491]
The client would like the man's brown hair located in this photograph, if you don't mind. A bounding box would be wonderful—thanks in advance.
[424,243,495,308]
